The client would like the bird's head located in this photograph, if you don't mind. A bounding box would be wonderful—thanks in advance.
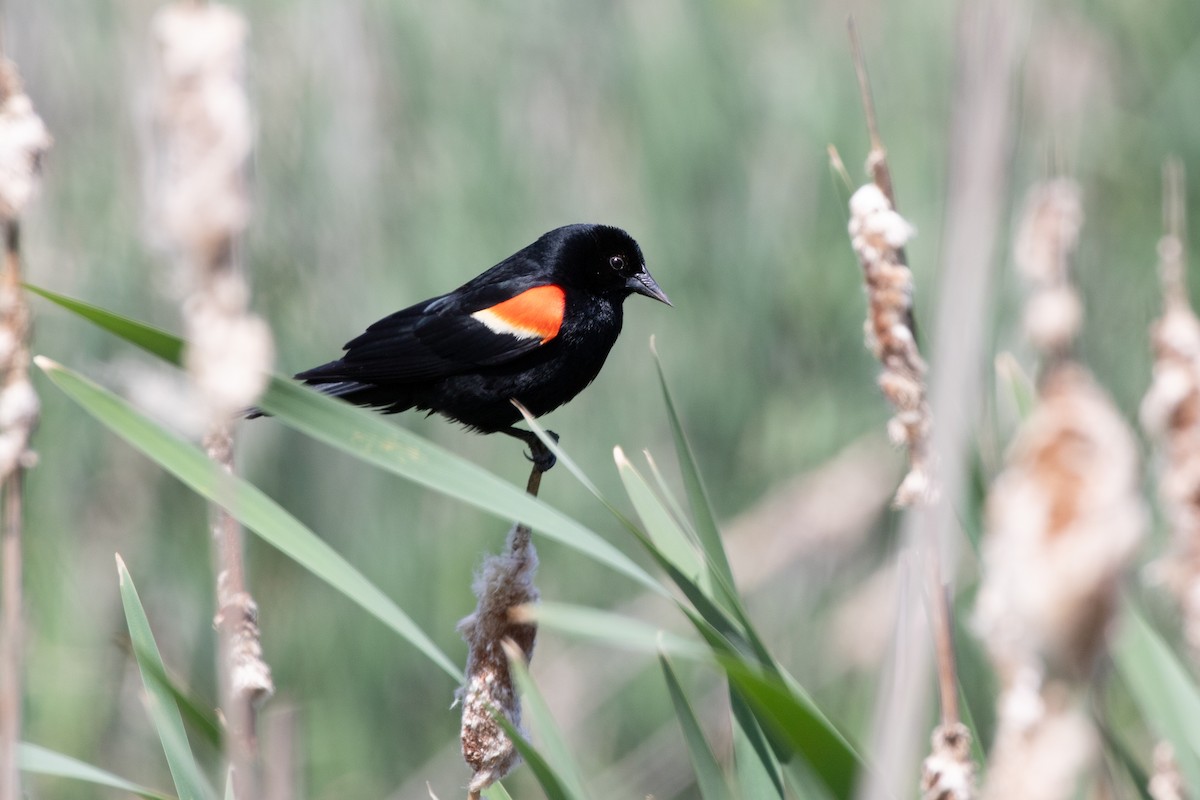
[549,224,672,306]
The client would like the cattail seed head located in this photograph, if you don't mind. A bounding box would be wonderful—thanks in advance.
[458,523,539,793]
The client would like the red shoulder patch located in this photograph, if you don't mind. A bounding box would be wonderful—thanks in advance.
[471,285,566,343]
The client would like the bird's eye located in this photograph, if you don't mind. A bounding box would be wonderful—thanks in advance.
[609,255,626,272]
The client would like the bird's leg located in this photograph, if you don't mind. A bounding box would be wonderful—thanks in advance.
[502,427,560,473]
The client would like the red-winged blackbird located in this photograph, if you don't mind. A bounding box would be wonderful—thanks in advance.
[259,224,670,469]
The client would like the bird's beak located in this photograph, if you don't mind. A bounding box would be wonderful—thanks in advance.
[626,269,672,306]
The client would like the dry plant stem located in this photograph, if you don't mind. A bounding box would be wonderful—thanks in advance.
[1161,158,1186,300]
[0,472,17,800]
[0,224,21,800]
[263,703,301,800]
[460,458,545,799]
[927,562,959,726]
[847,17,895,207]
[206,427,269,799]
[0,225,36,800]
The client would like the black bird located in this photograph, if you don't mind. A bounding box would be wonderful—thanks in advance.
[262,224,670,470]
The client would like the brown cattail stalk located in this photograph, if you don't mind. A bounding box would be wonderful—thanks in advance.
[150,4,274,796]
[846,21,932,507]
[262,703,302,800]
[0,58,50,800]
[458,457,547,799]
[974,182,1144,800]
[844,19,975,799]
[1141,158,1200,659]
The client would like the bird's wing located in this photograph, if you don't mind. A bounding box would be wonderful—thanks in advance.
[296,283,567,384]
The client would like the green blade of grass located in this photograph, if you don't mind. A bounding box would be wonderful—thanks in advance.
[120,647,222,752]
[642,448,703,545]
[1114,604,1200,793]
[526,413,758,658]
[659,654,734,800]
[648,353,788,671]
[520,400,858,795]
[615,446,707,590]
[30,285,662,596]
[506,407,762,660]
[682,612,858,798]
[614,446,779,669]
[490,715,583,800]
[503,640,591,800]
[730,690,785,800]
[516,404,695,575]
[27,284,183,362]
[481,782,515,800]
[1096,720,1154,800]
[19,743,176,800]
[995,352,1036,421]
[720,657,860,799]
[258,378,661,595]
[116,556,217,800]
[525,601,707,659]
[652,343,735,586]
[782,757,837,800]
[38,357,461,680]
[524,402,779,673]
[651,347,791,670]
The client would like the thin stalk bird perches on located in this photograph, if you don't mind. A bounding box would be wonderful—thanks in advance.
[457,434,552,799]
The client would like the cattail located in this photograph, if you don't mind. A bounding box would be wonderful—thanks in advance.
[847,182,932,507]
[848,164,974,800]
[843,26,976,798]
[457,521,539,797]
[151,1,273,421]
[975,365,1143,683]
[919,723,975,800]
[1013,180,1084,357]
[975,182,1144,799]
[0,62,48,481]
[0,62,51,222]
[975,367,1141,800]
[1141,160,1200,661]
[149,4,273,794]
[0,56,50,800]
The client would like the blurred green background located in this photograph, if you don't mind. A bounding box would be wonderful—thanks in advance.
[10,0,1200,797]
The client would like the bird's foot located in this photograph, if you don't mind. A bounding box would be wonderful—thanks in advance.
[524,430,560,473]
[501,426,560,473]
[518,431,559,474]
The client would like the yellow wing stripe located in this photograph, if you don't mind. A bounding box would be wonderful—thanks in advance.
[471,285,565,343]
